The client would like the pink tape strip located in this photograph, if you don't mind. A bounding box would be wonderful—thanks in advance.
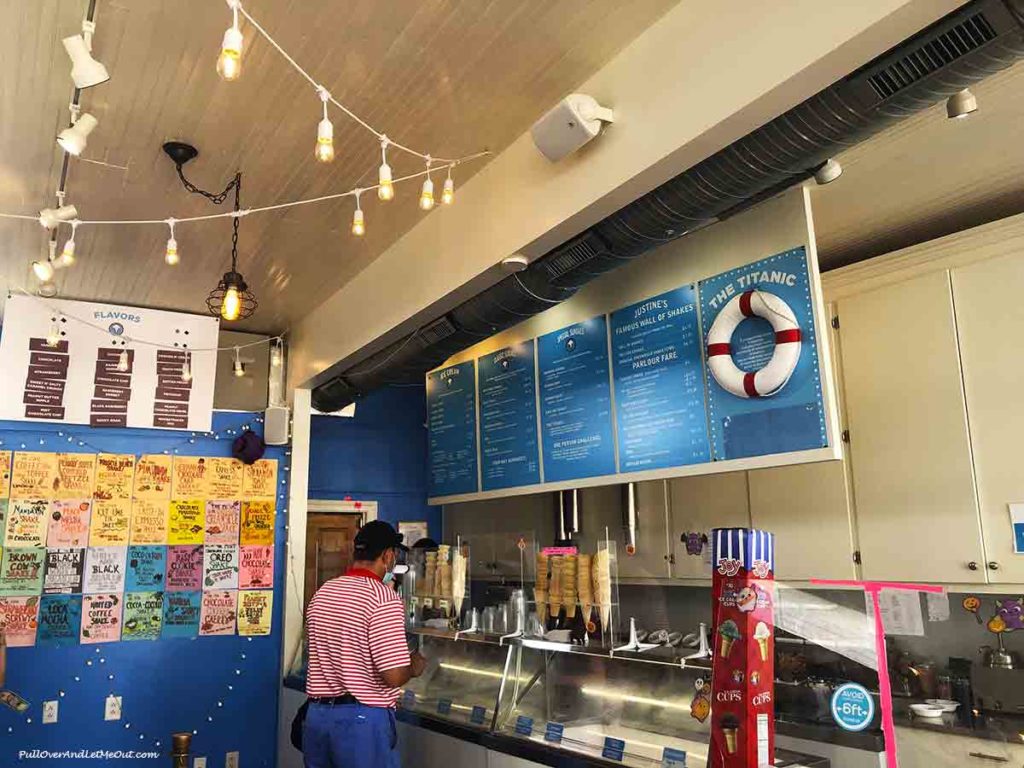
[811,579,943,768]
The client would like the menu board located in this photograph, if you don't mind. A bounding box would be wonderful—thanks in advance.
[239,545,274,589]
[5,499,49,547]
[166,546,204,591]
[199,590,236,636]
[47,500,92,547]
[0,595,40,646]
[80,593,121,644]
[122,591,163,641]
[205,500,241,544]
[129,499,168,545]
[172,457,210,499]
[94,454,135,501]
[55,454,97,499]
[168,499,205,544]
[162,591,201,638]
[478,342,540,491]
[0,548,47,595]
[90,499,131,546]
[38,593,82,646]
[236,590,273,636]
[241,459,278,500]
[0,295,218,431]
[426,361,478,497]
[610,287,710,472]
[83,546,127,594]
[133,455,172,499]
[11,453,59,499]
[42,548,85,594]
[699,247,827,460]
[537,317,616,482]
[125,545,166,591]
[203,544,239,590]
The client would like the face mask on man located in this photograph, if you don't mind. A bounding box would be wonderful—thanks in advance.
[382,549,408,584]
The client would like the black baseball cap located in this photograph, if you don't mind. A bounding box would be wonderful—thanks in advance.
[353,520,408,560]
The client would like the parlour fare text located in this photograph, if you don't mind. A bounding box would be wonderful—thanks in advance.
[707,269,799,309]
[613,299,695,371]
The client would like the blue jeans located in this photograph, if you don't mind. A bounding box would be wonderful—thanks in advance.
[303,702,399,768]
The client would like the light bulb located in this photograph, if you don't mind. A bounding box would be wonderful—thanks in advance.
[270,342,282,368]
[221,285,242,321]
[378,163,394,201]
[217,26,243,81]
[233,348,245,378]
[315,118,335,163]
[419,177,435,211]
[116,350,129,373]
[181,358,192,383]
[59,239,76,267]
[442,176,454,206]
[165,237,179,265]
[352,207,365,236]
[46,322,61,348]
[32,260,55,282]
[57,113,98,156]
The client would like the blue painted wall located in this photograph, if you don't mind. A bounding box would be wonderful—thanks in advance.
[309,386,440,539]
[0,413,288,768]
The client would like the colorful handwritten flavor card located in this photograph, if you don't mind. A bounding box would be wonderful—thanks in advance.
[0,451,11,497]
[54,454,96,499]
[205,500,240,544]
[80,593,122,644]
[94,454,135,501]
[0,548,46,595]
[0,595,40,646]
[126,546,166,591]
[10,452,59,499]
[242,459,278,500]
[240,501,275,545]
[121,591,163,641]
[172,457,211,499]
[239,545,274,589]
[5,499,48,547]
[47,500,92,547]
[0,499,6,542]
[162,591,201,638]
[168,499,205,544]
[203,544,239,590]
[199,589,236,636]
[43,548,85,594]
[37,593,82,646]
[166,546,204,591]
[207,458,243,498]
[133,455,172,500]
[129,499,168,545]
[83,546,127,594]
[89,498,131,546]
[237,590,273,636]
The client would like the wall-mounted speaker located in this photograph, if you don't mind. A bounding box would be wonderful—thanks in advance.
[264,405,290,445]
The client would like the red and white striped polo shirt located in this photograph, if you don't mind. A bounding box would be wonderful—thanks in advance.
[306,568,410,707]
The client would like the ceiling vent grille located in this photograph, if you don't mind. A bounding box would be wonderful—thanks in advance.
[542,232,606,281]
[418,315,458,346]
[867,12,997,99]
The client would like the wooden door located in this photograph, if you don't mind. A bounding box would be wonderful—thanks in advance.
[305,513,361,609]
[838,270,984,582]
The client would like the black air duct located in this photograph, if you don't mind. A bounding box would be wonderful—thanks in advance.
[313,0,1024,412]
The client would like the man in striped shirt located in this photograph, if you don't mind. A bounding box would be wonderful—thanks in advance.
[304,520,426,768]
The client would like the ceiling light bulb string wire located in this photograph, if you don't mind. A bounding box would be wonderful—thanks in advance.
[0,154,487,229]
[234,2,465,165]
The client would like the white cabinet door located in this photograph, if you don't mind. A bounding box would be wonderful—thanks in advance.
[577,483,671,578]
[748,460,857,580]
[838,270,984,582]
[668,472,751,579]
[953,252,1024,582]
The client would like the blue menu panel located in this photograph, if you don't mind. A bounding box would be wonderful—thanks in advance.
[478,342,541,490]
[538,317,616,482]
[699,247,828,460]
[427,361,478,496]
[610,286,711,472]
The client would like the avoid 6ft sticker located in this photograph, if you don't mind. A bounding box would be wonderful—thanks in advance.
[831,682,875,731]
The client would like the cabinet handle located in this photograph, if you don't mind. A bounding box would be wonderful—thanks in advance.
[988,561,1000,571]
[968,752,1008,763]
[968,562,979,571]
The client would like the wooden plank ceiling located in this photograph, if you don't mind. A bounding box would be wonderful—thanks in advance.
[0,0,676,332]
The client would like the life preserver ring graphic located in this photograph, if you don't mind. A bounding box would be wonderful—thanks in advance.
[706,289,801,398]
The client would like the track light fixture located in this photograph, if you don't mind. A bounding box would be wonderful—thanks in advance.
[32,242,59,283]
[813,158,843,186]
[39,205,79,230]
[57,113,98,156]
[217,0,243,81]
[378,137,394,201]
[62,25,110,90]
[946,88,977,119]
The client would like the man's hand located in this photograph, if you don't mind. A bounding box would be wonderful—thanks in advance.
[410,651,427,678]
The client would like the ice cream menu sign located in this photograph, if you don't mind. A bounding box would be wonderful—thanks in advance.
[538,317,616,482]
[426,361,478,497]
[478,342,541,491]
[0,296,219,431]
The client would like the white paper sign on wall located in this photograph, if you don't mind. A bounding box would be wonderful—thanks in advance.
[0,295,219,431]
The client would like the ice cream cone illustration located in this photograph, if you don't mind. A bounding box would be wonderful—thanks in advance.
[721,714,739,755]
[718,619,740,658]
[754,620,771,662]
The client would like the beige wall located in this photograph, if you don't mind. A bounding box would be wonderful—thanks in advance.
[289,0,962,391]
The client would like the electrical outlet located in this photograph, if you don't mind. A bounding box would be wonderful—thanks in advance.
[193,758,207,768]
[104,695,122,721]
[42,701,59,724]
[225,751,239,768]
